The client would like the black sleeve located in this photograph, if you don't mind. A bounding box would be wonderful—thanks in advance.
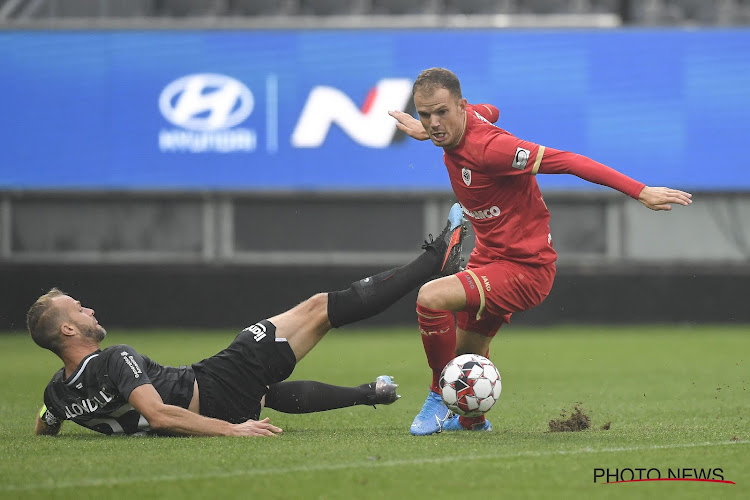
[106,345,153,401]
[41,389,64,426]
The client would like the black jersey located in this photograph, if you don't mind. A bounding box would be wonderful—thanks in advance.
[41,344,195,436]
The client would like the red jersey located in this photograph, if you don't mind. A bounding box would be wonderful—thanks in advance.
[444,103,645,265]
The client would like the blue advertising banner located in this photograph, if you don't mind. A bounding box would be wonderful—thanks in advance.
[0,29,748,190]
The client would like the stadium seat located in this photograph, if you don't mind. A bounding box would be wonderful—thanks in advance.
[49,0,104,17]
[11,0,154,18]
[443,0,514,15]
[589,0,619,14]
[515,0,579,14]
[671,0,730,23]
[369,0,440,15]
[105,0,154,17]
[627,0,742,25]
[229,0,298,15]
[154,0,221,17]
[627,0,665,24]
[298,0,368,15]
[739,0,750,24]
[664,0,718,24]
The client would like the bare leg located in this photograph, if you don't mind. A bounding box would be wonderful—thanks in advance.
[455,328,492,358]
[267,293,330,362]
[416,275,467,311]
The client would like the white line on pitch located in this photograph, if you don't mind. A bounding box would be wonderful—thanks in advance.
[1,440,745,492]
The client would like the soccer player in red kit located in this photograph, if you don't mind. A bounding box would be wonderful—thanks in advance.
[389,67,692,435]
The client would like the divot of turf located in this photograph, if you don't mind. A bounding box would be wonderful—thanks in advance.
[548,403,591,432]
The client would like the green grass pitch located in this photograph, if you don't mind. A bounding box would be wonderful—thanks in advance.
[0,325,747,499]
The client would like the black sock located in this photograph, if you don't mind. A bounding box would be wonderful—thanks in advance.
[265,380,376,413]
[327,249,440,328]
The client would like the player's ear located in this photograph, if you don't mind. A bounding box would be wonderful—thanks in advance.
[458,98,467,111]
[60,321,76,337]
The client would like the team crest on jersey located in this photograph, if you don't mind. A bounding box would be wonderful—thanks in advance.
[462,168,472,186]
[512,147,530,170]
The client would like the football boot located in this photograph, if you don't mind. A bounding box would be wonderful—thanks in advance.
[367,375,400,406]
[422,203,468,276]
[410,390,452,436]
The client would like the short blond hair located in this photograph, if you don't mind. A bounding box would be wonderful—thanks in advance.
[27,288,66,355]
[412,67,463,100]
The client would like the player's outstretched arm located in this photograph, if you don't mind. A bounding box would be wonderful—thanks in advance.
[129,384,282,437]
[637,186,693,211]
[533,147,693,210]
[388,110,429,141]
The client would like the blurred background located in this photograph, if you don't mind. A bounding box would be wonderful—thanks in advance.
[0,0,749,330]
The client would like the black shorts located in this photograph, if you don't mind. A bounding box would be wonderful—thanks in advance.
[191,320,296,423]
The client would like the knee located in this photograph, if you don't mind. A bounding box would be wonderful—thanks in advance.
[417,276,467,312]
[309,292,328,305]
[293,293,330,327]
[416,281,447,310]
[306,293,330,318]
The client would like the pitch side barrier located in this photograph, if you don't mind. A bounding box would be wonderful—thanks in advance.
[1,259,749,330]
[1,188,749,329]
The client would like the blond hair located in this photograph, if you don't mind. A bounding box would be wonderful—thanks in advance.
[412,67,463,100]
[27,288,66,355]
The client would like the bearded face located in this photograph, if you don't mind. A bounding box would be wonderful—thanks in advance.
[79,321,107,343]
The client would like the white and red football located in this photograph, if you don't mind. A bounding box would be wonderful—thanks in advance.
[439,354,502,417]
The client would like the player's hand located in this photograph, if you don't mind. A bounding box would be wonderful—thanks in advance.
[388,110,429,141]
[232,417,282,437]
[637,186,693,211]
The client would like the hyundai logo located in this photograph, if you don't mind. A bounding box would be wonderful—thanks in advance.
[159,73,254,132]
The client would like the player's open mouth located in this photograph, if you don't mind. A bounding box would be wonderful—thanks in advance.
[432,132,447,142]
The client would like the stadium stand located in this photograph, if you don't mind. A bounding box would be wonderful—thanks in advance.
[228,0,298,16]
[154,0,223,17]
[0,0,749,24]
[370,0,441,15]
[442,0,511,15]
[298,0,369,15]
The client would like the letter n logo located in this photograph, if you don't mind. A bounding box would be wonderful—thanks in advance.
[291,79,412,148]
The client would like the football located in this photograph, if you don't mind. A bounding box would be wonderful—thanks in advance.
[439,354,502,417]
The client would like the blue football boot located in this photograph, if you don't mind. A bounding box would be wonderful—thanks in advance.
[410,390,452,436]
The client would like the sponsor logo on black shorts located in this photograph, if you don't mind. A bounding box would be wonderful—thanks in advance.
[243,322,268,342]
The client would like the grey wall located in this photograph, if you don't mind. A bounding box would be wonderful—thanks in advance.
[2,190,748,330]
[3,190,749,265]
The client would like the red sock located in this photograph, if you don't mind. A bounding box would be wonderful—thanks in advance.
[458,415,486,429]
[416,303,456,394]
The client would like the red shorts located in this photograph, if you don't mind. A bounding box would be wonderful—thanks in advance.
[455,256,556,338]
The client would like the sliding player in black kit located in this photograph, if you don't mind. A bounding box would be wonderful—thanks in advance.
[30,205,467,437]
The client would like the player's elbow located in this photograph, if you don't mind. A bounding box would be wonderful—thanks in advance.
[140,404,173,432]
[145,414,172,433]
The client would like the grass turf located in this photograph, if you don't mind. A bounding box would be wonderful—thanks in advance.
[0,325,747,499]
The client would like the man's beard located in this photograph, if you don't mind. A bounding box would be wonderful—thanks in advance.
[80,322,107,343]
